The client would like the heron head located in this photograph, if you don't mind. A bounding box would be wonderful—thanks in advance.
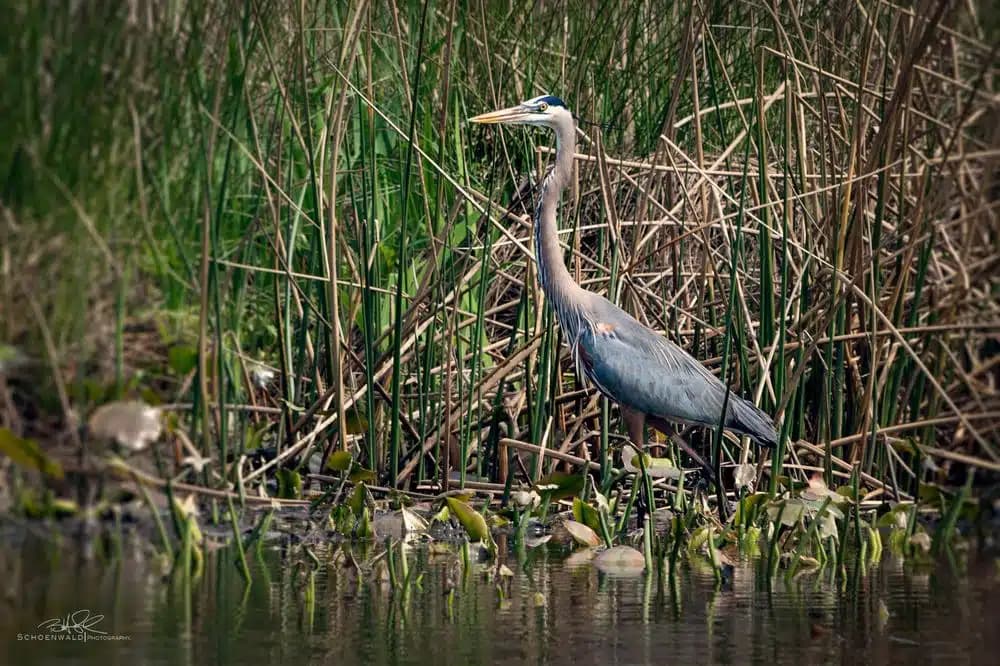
[469,95,571,128]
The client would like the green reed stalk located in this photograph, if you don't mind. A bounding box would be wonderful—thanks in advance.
[388,0,431,485]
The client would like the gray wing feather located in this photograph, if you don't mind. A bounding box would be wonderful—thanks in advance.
[574,296,777,446]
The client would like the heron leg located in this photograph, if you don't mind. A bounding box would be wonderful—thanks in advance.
[646,414,718,485]
[620,406,651,527]
[621,406,646,449]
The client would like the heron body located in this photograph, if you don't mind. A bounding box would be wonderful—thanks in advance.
[471,95,777,476]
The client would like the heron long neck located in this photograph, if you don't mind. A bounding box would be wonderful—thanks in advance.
[535,119,586,329]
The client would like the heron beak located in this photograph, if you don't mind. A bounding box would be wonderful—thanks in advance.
[468,105,533,125]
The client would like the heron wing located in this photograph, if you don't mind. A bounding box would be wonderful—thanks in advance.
[575,310,723,425]
[574,297,776,444]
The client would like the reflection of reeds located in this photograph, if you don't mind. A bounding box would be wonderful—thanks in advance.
[1,1,997,525]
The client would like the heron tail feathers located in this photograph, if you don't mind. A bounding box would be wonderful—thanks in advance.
[727,397,779,447]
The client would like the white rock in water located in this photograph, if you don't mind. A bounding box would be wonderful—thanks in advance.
[593,545,646,575]
[88,401,162,452]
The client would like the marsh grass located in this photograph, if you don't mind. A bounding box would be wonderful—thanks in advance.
[1,0,998,551]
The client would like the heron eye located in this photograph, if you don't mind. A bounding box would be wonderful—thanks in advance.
[538,102,548,112]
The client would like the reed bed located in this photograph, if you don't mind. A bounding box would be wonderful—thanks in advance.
[1,0,998,543]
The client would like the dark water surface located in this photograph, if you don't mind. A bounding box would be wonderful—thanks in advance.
[2,521,998,666]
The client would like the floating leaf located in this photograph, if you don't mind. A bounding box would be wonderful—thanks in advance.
[445,497,489,543]
[18,489,77,519]
[50,497,79,517]
[326,450,353,472]
[563,519,601,547]
[0,428,64,480]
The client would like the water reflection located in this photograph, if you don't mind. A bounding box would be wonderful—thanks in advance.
[1,521,997,665]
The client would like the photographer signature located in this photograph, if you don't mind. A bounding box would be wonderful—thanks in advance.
[38,610,107,636]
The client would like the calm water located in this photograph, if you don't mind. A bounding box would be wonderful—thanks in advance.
[2,519,998,666]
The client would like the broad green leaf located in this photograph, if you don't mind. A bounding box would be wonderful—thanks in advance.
[877,504,910,529]
[344,409,369,435]
[445,497,489,543]
[766,498,805,526]
[326,450,353,472]
[817,512,840,540]
[0,428,64,479]
[688,525,713,554]
[167,345,198,375]
[589,477,611,514]
[348,465,377,483]
[572,497,602,533]
[348,483,369,517]
[171,495,203,544]
[276,469,302,499]
[357,506,374,539]
[535,471,585,500]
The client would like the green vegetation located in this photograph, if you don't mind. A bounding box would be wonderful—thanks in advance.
[1,1,997,565]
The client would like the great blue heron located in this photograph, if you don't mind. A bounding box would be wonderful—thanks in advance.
[470,95,777,482]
